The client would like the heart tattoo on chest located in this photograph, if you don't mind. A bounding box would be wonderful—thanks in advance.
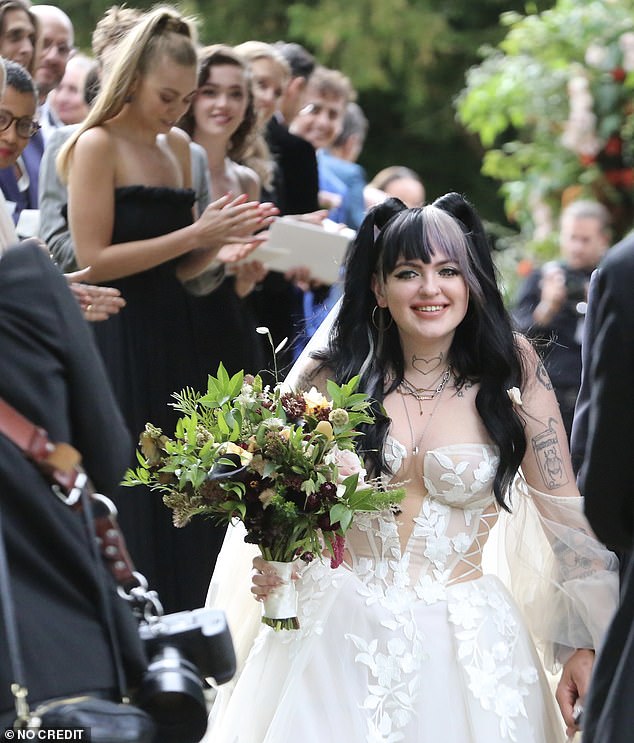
[411,354,443,375]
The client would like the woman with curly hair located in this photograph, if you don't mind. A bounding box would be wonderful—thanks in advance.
[180,44,268,303]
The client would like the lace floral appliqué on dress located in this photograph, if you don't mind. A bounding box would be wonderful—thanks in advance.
[205,441,616,743]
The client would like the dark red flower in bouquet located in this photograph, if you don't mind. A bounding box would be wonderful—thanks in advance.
[317,512,340,532]
[280,391,307,421]
[329,533,346,569]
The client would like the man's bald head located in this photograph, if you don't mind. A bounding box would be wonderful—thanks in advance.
[31,4,74,101]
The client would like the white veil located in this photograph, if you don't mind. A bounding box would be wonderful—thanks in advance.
[283,296,342,390]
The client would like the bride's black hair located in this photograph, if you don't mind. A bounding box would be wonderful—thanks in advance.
[315,192,526,509]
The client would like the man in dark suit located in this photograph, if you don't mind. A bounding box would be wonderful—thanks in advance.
[0,242,146,727]
[249,42,321,372]
[266,42,320,216]
[577,233,634,742]
[513,199,611,442]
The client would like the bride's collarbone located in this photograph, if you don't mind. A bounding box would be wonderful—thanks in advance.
[387,402,484,455]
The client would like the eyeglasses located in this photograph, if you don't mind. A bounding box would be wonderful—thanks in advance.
[41,39,74,58]
[0,110,40,138]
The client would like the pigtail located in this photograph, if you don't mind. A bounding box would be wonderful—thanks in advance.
[434,192,526,508]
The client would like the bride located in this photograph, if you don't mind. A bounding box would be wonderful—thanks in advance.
[205,194,618,742]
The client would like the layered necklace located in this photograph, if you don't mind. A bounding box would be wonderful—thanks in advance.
[397,367,452,456]
[398,367,452,413]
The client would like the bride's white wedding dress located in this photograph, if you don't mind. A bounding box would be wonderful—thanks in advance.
[204,435,618,743]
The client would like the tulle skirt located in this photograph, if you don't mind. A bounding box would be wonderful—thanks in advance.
[204,559,565,743]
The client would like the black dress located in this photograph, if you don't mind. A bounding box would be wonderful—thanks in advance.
[92,185,226,613]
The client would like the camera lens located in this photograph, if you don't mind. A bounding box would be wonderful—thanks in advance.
[137,646,208,743]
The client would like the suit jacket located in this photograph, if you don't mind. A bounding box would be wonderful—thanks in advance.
[570,269,600,475]
[37,123,78,270]
[579,234,634,743]
[579,235,634,548]
[0,242,146,725]
[266,116,319,216]
[0,129,44,222]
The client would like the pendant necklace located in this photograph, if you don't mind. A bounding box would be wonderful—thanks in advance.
[399,373,450,456]
[398,367,451,415]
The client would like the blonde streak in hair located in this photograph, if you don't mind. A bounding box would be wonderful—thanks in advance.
[426,207,483,302]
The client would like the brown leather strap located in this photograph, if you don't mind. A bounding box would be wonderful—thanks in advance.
[93,504,138,590]
[0,398,82,492]
[0,396,139,591]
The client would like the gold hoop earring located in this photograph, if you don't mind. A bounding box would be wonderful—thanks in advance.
[371,305,393,331]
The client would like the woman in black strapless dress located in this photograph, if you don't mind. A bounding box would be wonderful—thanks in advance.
[57,7,270,612]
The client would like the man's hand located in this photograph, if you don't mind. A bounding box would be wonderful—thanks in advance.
[556,648,594,737]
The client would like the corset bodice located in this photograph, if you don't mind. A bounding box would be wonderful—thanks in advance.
[345,441,501,592]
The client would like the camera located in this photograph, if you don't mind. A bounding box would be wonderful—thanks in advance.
[564,267,588,306]
[137,608,236,743]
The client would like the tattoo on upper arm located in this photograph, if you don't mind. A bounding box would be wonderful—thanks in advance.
[536,360,553,391]
[292,368,328,394]
[292,371,315,393]
[531,419,569,489]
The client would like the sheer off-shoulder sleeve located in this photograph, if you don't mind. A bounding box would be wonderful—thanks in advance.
[495,476,618,671]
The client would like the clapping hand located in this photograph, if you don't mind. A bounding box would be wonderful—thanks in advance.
[230,260,268,298]
[196,194,278,248]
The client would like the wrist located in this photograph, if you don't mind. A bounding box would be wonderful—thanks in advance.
[534,300,555,324]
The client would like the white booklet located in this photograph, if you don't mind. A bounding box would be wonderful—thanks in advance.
[246,217,354,285]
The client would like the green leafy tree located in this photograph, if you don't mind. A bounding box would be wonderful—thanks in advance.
[57,0,554,226]
[457,0,634,246]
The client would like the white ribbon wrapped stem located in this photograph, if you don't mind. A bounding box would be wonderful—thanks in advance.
[262,561,298,620]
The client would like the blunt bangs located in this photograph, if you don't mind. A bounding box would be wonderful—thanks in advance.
[376,206,483,303]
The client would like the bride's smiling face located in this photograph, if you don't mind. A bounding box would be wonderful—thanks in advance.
[373,251,469,347]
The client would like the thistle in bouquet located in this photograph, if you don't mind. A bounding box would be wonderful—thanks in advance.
[124,363,404,630]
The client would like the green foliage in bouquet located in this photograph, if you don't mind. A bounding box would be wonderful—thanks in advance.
[124,364,404,584]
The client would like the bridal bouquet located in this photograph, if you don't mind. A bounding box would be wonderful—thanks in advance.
[124,363,403,629]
